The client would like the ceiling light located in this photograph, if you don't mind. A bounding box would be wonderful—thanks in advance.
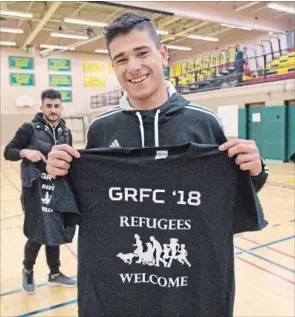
[40,44,75,51]
[0,10,33,19]
[188,34,219,42]
[64,18,107,28]
[267,2,295,14]
[0,41,17,46]
[157,30,169,35]
[0,27,23,34]
[95,49,109,54]
[166,45,192,51]
[51,32,88,40]
[220,23,252,31]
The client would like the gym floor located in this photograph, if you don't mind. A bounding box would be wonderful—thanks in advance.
[1,148,294,317]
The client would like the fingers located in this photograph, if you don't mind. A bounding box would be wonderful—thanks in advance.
[48,158,71,170]
[235,153,261,165]
[52,144,80,159]
[48,149,74,163]
[46,157,70,177]
[46,165,68,178]
[40,153,47,163]
[31,153,44,163]
[228,143,258,158]
[219,139,255,152]
[46,145,80,178]
[219,139,262,176]
[239,161,260,172]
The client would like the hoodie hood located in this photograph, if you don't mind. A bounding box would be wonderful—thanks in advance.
[117,81,191,148]
[119,81,189,120]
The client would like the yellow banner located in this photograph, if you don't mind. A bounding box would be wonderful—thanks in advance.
[108,63,115,74]
[84,76,106,88]
[83,61,105,73]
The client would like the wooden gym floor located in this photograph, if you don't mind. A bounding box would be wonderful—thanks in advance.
[0,149,294,317]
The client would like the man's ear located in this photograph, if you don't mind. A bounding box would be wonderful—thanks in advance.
[160,44,169,68]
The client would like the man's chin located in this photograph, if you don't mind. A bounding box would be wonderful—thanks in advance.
[45,116,59,123]
[128,88,152,100]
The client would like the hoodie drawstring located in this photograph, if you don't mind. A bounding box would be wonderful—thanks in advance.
[136,110,161,148]
[136,112,145,148]
[154,109,160,147]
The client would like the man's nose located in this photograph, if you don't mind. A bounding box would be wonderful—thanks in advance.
[127,57,141,74]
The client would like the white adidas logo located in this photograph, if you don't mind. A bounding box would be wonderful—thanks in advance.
[110,139,121,148]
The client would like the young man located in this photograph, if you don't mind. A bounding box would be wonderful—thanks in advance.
[45,12,269,317]
[4,89,77,294]
[46,13,268,190]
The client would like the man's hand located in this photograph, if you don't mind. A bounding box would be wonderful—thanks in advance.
[46,144,80,177]
[219,139,262,176]
[20,149,46,163]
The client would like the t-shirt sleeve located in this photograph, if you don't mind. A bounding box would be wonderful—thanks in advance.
[232,170,268,234]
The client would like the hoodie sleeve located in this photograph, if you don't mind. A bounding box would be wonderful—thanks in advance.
[4,123,34,161]
[68,129,73,147]
[86,127,94,149]
[250,162,269,192]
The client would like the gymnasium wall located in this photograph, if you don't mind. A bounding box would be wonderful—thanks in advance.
[0,48,119,146]
[185,79,295,137]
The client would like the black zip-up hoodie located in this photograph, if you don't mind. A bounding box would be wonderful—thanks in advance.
[4,112,71,187]
[3,113,75,245]
[87,81,268,191]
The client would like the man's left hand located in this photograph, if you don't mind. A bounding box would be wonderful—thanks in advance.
[219,139,262,176]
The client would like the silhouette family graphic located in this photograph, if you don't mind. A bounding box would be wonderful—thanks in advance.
[117,234,191,268]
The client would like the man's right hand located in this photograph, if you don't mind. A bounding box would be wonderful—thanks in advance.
[46,144,81,177]
[20,149,46,163]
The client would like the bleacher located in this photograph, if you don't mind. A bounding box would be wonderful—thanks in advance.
[167,30,295,94]
[90,31,295,107]
[243,50,295,85]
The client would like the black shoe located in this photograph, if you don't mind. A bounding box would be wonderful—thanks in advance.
[48,272,77,287]
[22,268,35,294]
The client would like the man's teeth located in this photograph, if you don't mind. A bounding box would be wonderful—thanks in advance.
[130,75,148,83]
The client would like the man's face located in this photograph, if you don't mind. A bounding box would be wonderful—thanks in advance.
[109,29,169,103]
[41,98,63,123]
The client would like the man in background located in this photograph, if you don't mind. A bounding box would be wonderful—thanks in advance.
[4,89,76,294]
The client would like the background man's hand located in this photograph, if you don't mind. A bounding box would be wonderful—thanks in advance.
[20,149,46,163]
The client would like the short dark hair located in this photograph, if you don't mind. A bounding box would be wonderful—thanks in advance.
[104,12,161,51]
[41,89,61,101]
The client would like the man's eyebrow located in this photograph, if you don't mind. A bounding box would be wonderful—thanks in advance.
[112,46,151,61]
[134,45,151,51]
[113,52,125,62]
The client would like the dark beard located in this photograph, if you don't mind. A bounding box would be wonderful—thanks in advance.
[43,114,59,126]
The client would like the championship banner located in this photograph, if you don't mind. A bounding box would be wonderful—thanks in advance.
[10,73,35,86]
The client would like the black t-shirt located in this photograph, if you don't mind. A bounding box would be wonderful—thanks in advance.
[52,143,267,317]
[22,162,76,245]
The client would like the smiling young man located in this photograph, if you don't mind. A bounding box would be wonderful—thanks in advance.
[47,12,268,185]
[4,89,76,294]
[45,12,269,317]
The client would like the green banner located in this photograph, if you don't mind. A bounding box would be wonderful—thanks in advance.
[10,73,35,86]
[49,75,72,87]
[59,90,72,102]
[48,59,71,72]
[163,67,170,78]
[9,56,34,70]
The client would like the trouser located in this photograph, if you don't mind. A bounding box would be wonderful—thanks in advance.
[23,239,60,274]
[236,60,244,83]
